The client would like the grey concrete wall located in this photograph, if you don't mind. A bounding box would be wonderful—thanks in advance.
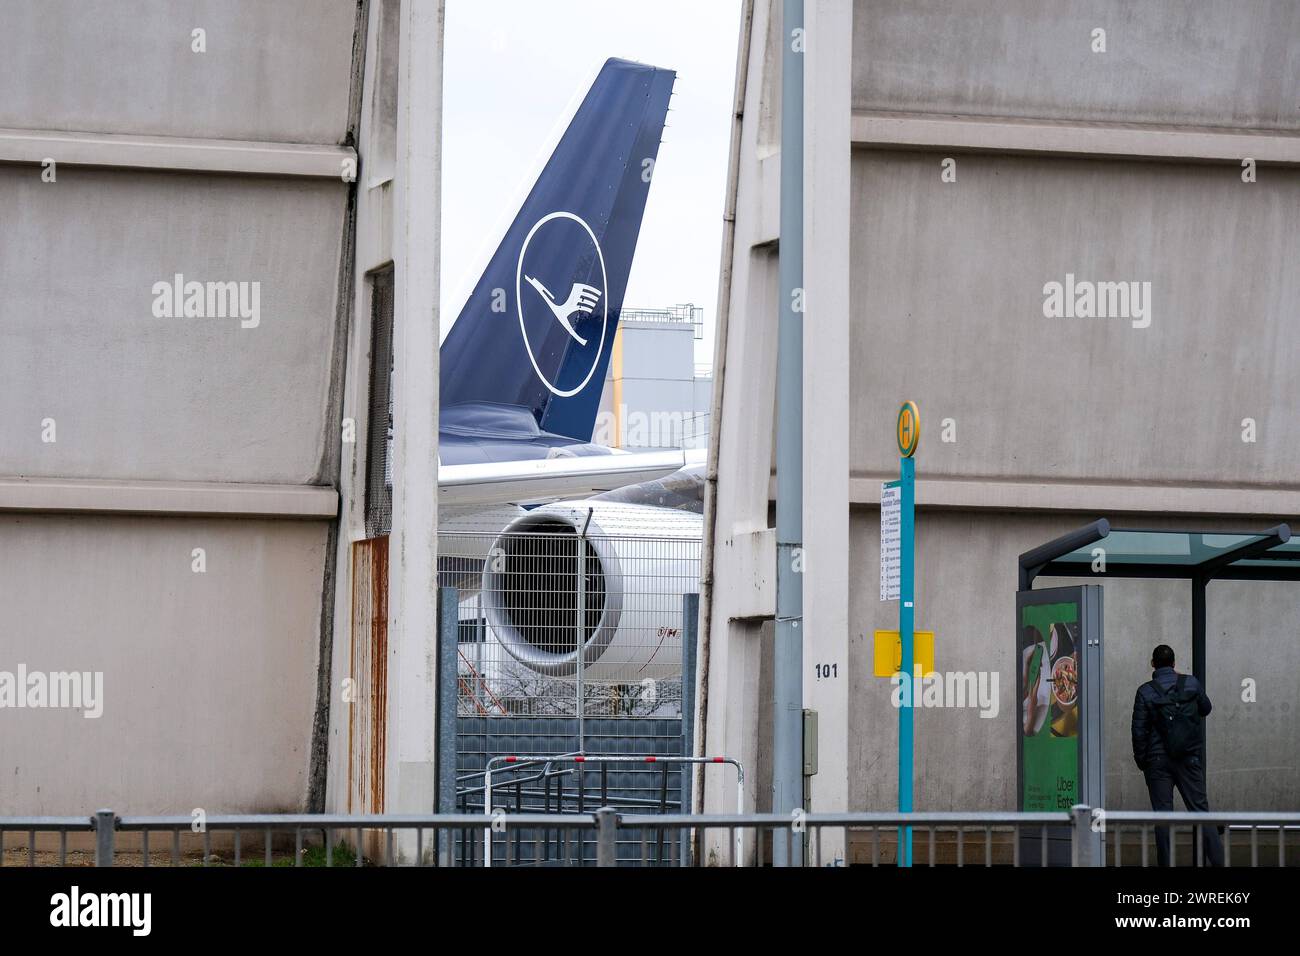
[0,166,347,483]
[853,0,1300,130]
[0,2,359,820]
[848,510,1300,811]
[0,0,358,143]
[708,0,1300,830]
[843,21,1300,810]
[848,150,1300,486]
[0,515,325,814]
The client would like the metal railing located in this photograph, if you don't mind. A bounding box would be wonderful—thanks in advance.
[481,754,744,867]
[620,303,704,339]
[2,807,1295,867]
[1101,810,1298,868]
[455,755,684,867]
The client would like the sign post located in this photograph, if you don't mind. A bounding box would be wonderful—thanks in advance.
[894,402,919,866]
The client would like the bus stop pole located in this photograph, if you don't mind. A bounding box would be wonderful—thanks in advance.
[898,454,915,866]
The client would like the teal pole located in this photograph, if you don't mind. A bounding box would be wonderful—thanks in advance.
[898,455,915,866]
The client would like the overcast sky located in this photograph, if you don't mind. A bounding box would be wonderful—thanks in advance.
[440,0,742,366]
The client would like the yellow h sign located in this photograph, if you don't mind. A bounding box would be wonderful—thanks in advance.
[896,401,920,458]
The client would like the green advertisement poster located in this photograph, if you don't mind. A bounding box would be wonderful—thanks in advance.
[1020,600,1080,811]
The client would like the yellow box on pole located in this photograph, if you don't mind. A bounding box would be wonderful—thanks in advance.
[873,630,935,677]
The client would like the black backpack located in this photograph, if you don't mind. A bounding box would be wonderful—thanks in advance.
[1149,675,1201,759]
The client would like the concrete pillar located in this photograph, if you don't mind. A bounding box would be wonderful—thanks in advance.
[386,0,443,863]
[700,0,778,866]
[800,0,852,865]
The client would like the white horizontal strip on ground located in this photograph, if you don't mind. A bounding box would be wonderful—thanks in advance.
[0,477,338,518]
[851,111,1300,165]
[0,127,357,178]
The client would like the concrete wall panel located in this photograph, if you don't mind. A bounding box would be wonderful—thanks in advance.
[0,166,347,483]
[849,150,1300,486]
[0,515,326,814]
[853,0,1300,130]
[0,0,358,143]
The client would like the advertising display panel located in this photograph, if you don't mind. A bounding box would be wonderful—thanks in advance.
[1017,585,1103,864]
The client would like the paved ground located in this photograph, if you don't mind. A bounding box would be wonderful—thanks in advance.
[2,844,350,867]
[1,847,206,867]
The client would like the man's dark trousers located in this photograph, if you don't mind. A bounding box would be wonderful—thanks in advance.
[1144,753,1224,866]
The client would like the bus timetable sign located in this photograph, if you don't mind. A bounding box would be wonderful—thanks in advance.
[880,483,901,601]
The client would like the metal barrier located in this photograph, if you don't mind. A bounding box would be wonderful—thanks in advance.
[0,816,95,866]
[2,807,1296,866]
[1100,810,1299,868]
[482,754,744,867]
[457,752,682,866]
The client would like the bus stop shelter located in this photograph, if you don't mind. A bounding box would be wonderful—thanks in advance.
[1020,518,1295,685]
[1014,518,1294,863]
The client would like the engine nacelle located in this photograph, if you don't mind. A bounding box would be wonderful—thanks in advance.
[481,502,702,681]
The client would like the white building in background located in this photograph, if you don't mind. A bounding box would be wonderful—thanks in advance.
[597,304,712,451]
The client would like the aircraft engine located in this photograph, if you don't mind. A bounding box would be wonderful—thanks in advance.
[480,502,702,681]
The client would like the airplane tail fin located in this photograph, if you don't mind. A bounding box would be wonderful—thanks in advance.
[439,57,676,441]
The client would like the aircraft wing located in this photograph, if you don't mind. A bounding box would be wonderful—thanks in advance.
[438,448,704,508]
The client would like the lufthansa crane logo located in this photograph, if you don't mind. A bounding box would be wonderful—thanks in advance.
[523,276,600,346]
[516,211,609,398]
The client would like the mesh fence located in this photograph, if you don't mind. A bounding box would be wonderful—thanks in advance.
[441,523,701,864]
[441,528,700,719]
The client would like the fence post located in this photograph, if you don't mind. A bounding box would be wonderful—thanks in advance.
[94,809,115,867]
[680,592,699,866]
[595,807,619,867]
[577,508,593,752]
[1071,805,1094,867]
[437,586,459,867]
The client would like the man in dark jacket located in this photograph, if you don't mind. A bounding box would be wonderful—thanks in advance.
[1131,644,1224,866]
